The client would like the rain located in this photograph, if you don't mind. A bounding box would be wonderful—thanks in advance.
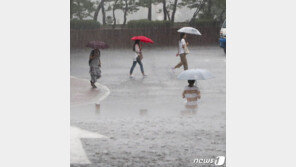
[71,0,226,166]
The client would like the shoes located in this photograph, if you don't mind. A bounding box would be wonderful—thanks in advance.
[90,81,97,88]
[171,67,176,73]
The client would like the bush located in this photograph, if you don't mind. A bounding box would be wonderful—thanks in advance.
[70,19,100,29]
[127,19,172,28]
[189,19,219,27]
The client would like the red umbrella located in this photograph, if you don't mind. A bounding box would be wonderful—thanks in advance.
[86,41,109,49]
[131,36,154,44]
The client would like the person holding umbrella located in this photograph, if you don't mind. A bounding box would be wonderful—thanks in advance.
[89,48,101,88]
[178,69,214,111]
[173,33,189,71]
[172,27,201,71]
[130,36,153,77]
[86,41,109,88]
[182,80,201,110]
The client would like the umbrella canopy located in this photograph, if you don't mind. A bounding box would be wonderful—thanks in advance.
[177,27,202,35]
[86,41,109,49]
[177,69,214,80]
[131,36,154,44]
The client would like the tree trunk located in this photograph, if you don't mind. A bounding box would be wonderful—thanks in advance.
[93,1,102,21]
[148,0,152,21]
[123,0,128,25]
[189,1,205,24]
[113,0,118,28]
[70,0,73,19]
[219,9,225,23]
[113,9,116,27]
[167,10,171,21]
[203,0,212,19]
[171,0,178,23]
[162,0,167,21]
[208,0,212,15]
[101,0,106,25]
[77,2,82,20]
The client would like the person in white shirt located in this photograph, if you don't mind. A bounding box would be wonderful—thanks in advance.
[173,33,189,70]
[182,80,201,110]
[130,40,147,77]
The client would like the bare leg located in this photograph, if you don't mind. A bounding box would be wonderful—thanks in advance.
[180,53,188,70]
[174,61,183,69]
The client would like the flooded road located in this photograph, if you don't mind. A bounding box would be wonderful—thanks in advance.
[71,46,226,166]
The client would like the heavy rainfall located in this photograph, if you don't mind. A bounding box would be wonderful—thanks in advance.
[70,0,226,166]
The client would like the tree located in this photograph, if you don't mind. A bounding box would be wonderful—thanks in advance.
[163,0,180,23]
[101,0,107,24]
[105,0,139,26]
[137,0,158,21]
[112,0,120,26]
[93,0,107,24]
[155,0,169,21]
[179,0,206,23]
[148,0,152,20]
[194,0,226,23]
[122,0,139,25]
[162,0,168,20]
[211,0,226,23]
[71,0,96,20]
[123,0,129,24]
[106,0,122,27]
[70,0,74,19]
[93,0,102,21]
[106,16,114,24]
[170,0,178,23]
[200,0,213,19]
[179,0,225,23]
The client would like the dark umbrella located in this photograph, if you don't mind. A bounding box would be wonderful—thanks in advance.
[86,41,109,49]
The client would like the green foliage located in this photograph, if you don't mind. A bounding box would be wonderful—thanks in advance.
[189,19,219,27]
[179,0,204,9]
[105,0,121,11]
[178,0,225,23]
[197,0,226,22]
[106,16,113,24]
[210,0,226,22]
[127,19,172,28]
[124,0,140,14]
[70,20,101,29]
[71,0,96,20]
[105,0,139,12]
[136,0,158,8]
[167,0,181,10]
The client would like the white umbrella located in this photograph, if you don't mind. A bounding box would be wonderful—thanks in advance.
[177,69,214,80]
[177,27,202,35]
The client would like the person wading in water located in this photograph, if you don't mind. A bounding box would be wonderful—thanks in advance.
[182,80,201,110]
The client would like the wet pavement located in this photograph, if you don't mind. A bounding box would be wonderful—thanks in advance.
[71,46,226,166]
[71,77,105,106]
